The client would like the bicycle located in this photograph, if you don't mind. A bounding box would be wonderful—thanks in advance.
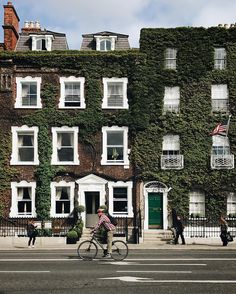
[77,233,129,261]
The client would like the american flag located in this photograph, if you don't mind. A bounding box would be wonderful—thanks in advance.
[209,119,229,136]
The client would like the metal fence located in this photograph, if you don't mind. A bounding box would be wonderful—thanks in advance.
[0,217,74,237]
[0,217,130,239]
[185,217,236,238]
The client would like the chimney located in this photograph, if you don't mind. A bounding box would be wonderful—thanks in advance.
[2,1,20,51]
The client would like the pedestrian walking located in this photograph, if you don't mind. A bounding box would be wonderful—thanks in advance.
[174,215,186,245]
[27,220,37,248]
[220,216,228,246]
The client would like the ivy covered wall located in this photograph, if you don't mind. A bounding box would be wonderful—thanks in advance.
[0,27,236,220]
[134,27,236,217]
[0,51,147,219]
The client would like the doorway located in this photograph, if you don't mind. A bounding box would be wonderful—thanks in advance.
[85,192,99,228]
[148,192,163,229]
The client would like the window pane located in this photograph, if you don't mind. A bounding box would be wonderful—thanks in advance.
[22,83,37,106]
[114,201,127,212]
[114,187,127,199]
[58,148,74,161]
[18,201,31,213]
[107,83,123,107]
[107,147,123,160]
[107,132,123,145]
[56,201,70,214]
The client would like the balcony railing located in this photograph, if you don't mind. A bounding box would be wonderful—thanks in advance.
[161,154,184,169]
[211,154,234,169]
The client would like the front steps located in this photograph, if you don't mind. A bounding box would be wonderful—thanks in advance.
[142,229,174,245]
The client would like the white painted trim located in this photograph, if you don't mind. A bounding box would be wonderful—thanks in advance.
[95,36,117,51]
[51,126,79,165]
[101,126,130,168]
[30,34,54,51]
[76,174,107,227]
[15,76,42,109]
[50,181,75,217]
[10,181,36,217]
[10,125,39,165]
[59,76,86,109]
[143,182,170,230]
[102,77,128,109]
[108,181,133,217]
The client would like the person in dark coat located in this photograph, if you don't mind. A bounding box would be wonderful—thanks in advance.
[174,215,186,245]
[27,220,37,248]
[220,216,228,246]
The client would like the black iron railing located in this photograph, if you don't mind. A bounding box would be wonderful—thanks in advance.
[185,217,236,238]
[0,217,74,237]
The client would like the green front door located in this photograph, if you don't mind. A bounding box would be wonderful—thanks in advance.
[148,192,163,229]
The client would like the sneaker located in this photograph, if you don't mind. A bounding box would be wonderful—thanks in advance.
[103,253,111,258]
[32,245,34,248]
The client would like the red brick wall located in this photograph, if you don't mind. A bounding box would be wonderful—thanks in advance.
[3,2,20,51]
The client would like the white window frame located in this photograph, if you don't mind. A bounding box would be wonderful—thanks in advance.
[15,77,42,109]
[212,135,230,155]
[165,48,177,70]
[95,36,117,51]
[189,190,205,218]
[163,86,180,113]
[214,48,226,70]
[10,125,39,165]
[59,76,86,109]
[10,181,36,218]
[102,77,128,109]
[50,181,75,217]
[211,84,229,113]
[227,192,236,217]
[30,35,54,51]
[51,126,79,165]
[101,126,130,168]
[108,181,133,217]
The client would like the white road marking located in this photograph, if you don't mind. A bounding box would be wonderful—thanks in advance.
[117,271,192,273]
[99,276,236,283]
[126,258,236,261]
[0,259,81,261]
[105,262,206,266]
[0,271,50,273]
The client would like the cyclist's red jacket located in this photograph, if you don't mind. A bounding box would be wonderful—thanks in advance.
[94,214,116,232]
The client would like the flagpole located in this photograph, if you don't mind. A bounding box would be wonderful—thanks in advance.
[226,115,232,137]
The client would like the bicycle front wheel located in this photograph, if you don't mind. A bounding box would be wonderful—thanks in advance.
[77,240,98,260]
[111,240,129,261]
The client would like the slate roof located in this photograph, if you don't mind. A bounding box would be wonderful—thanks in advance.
[81,31,130,51]
[15,29,69,51]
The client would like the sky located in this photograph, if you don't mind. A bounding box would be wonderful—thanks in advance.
[1,0,236,49]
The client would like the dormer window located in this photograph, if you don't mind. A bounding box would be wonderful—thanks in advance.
[95,36,117,51]
[30,35,54,51]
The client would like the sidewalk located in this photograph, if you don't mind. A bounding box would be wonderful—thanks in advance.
[1,236,236,250]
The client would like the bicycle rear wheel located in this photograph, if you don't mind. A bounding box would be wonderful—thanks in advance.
[77,240,98,260]
[111,240,128,261]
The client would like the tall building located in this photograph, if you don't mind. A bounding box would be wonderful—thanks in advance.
[0,2,235,242]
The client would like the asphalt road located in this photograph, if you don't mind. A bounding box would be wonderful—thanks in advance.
[0,249,236,294]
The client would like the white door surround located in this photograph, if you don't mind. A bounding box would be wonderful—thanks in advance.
[143,181,171,230]
[76,174,107,227]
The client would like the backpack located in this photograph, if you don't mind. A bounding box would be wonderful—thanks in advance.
[107,213,118,226]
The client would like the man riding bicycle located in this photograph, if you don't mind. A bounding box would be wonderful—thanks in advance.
[92,208,116,258]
